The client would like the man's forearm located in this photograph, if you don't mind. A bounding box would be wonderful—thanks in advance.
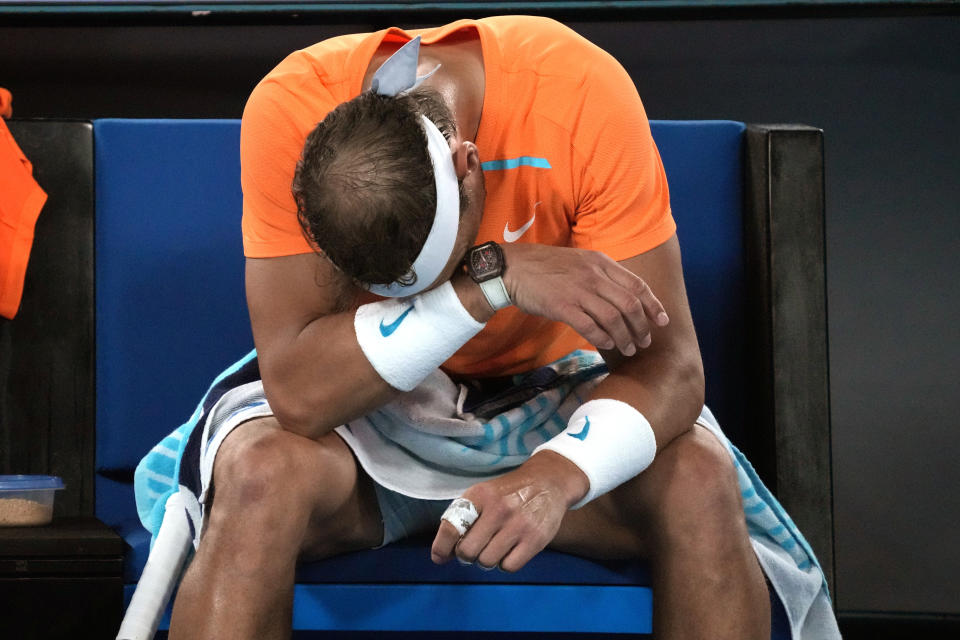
[516,236,705,506]
[591,341,705,452]
[259,271,493,440]
[520,346,704,509]
[258,309,399,439]
[586,236,706,450]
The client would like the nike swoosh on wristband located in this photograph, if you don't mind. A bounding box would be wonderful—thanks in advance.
[503,202,540,243]
[379,304,415,337]
[568,416,590,441]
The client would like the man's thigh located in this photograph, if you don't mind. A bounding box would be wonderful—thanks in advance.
[548,423,736,561]
[204,416,385,561]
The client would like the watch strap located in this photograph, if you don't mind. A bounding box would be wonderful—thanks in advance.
[478,276,511,311]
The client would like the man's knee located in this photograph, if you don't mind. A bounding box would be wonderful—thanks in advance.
[211,419,353,518]
[215,422,295,504]
[645,426,744,547]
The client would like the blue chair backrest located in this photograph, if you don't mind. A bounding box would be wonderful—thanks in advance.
[655,121,747,441]
[93,118,746,526]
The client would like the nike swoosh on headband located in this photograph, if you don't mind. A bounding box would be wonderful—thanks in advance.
[503,202,540,243]
[379,304,415,337]
[568,416,591,441]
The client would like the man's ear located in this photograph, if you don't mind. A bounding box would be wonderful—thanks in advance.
[452,140,480,180]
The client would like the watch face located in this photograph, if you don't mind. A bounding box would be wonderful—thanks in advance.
[470,244,501,280]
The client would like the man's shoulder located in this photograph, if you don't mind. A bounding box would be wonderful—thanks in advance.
[488,16,601,62]
[481,15,579,43]
[240,34,372,153]
[242,31,371,121]
[479,16,622,106]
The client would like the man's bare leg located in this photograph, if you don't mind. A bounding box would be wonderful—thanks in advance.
[551,424,771,640]
[168,417,383,640]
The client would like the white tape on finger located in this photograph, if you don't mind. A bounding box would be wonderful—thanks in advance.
[440,497,479,537]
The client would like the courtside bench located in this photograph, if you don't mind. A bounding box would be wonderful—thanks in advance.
[5,118,832,638]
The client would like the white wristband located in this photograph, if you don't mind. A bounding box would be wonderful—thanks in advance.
[355,281,485,391]
[532,398,657,509]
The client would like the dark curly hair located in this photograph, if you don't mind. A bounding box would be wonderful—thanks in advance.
[292,87,465,288]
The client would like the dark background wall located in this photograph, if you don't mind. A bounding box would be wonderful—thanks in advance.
[1,5,958,621]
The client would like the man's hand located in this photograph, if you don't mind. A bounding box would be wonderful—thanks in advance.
[431,451,588,572]
[502,243,669,357]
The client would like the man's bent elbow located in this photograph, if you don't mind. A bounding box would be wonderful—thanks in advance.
[270,397,314,438]
[687,354,706,408]
[679,352,706,430]
[260,374,336,440]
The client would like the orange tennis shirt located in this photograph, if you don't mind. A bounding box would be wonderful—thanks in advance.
[0,115,48,320]
[241,16,675,377]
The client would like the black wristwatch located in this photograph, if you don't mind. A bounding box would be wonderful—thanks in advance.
[465,242,512,310]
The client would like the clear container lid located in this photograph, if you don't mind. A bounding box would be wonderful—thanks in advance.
[0,475,65,491]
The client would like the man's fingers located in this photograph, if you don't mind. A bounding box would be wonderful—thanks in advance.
[476,530,519,570]
[603,263,669,328]
[592,280,654,353]
[566,309,617,352]
[499,539,542,574]
[431,519,463,564]
[455,512,499,565]
[581,298,635,356]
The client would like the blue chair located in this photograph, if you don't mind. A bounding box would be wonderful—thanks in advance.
[94,118,828,637]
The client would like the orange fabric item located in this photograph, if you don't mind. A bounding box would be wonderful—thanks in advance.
[0,117,48,319]
[240,16,675,377]
[0,88,12,119]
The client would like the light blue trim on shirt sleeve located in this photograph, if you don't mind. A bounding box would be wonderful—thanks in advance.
[481,156,552,171]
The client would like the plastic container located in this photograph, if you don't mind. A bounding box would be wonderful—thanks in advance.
[0,475,65,526]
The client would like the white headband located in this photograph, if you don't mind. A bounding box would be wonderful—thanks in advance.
[366,36,462,297]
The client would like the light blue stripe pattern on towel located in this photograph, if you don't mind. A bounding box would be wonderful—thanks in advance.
[133,347,829,605]
[721,430,828,596]
[365,350,605,475]
[134,349,258,539]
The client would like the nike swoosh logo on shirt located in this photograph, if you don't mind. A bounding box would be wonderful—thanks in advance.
[568,416,590,441]
[379,304,415,337]
[503,202,540,243]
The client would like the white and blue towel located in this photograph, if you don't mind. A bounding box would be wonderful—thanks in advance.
[132,348,839,639]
